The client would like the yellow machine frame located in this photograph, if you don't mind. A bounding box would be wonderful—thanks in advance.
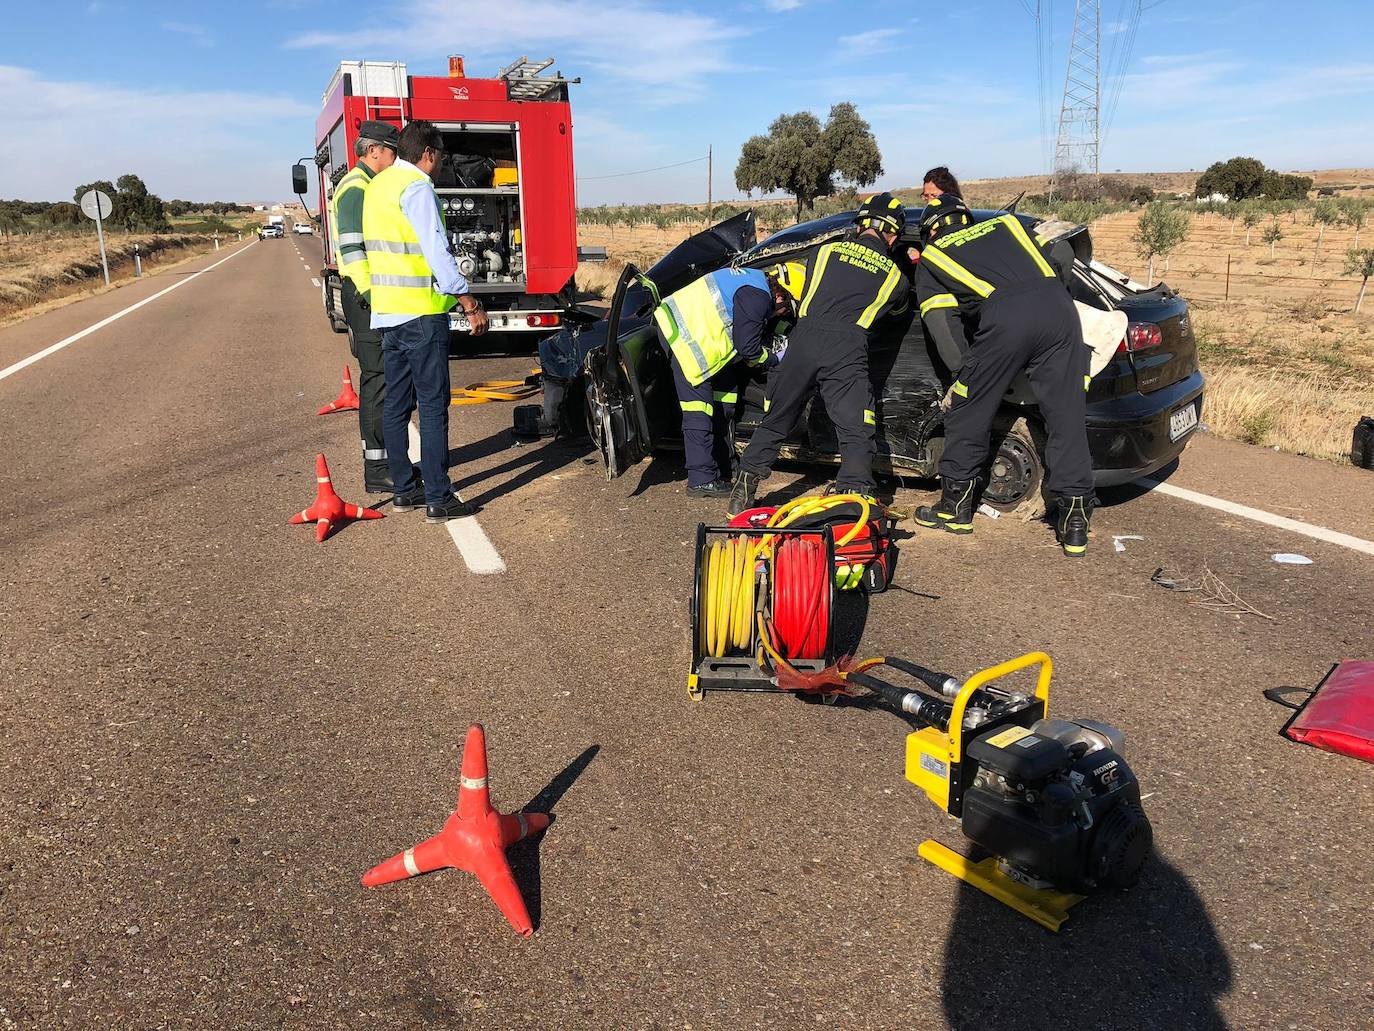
[905,651,1086,932]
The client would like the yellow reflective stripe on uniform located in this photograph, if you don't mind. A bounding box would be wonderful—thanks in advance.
[680,400,713,416]
[920,245,995,298]
[920,293,958,316]
[763,398,772,412]
[1084,374,1092,391]
[863,409,876,425]
[1000,215,1056,278]
[711,391,738,404]
[798,244,834,318]
[857,263,902,329]
[951,380,969,398]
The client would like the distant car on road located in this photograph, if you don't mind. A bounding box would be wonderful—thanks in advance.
[259,224,283,239]
[578,208,1205,510]
[292,222,313,235]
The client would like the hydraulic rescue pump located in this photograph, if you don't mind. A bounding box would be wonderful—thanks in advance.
[849,652,1153,929]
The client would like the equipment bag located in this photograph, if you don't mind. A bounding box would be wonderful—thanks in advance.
[758,501,898,593]
[1265,661,1374,764]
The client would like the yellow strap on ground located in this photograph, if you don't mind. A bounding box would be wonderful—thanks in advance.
[450,370,543,406]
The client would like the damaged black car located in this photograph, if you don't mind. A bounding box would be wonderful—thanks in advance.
[540,206,1204,510]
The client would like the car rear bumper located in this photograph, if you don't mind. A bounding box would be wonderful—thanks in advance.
[1087,371,1205,487]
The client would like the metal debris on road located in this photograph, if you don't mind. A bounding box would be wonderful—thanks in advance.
[1113,535,1145,552]
[1150,565,1275,620]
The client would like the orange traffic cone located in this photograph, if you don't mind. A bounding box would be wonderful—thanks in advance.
[288,453,384,542]
[317,365,360,415]
[362,724,551,937]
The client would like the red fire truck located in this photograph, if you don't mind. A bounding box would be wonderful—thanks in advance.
[293,56,580,338]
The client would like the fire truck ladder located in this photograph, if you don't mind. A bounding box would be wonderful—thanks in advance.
[497,56,581,101]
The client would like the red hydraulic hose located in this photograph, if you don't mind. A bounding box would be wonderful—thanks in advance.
[771,536,830,659]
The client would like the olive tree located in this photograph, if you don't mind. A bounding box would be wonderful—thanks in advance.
[735,103,882,220]
[1341,200,1367,248]
[1313,199,1340,258]
[1132,202,1191,283]
[1241,207,1262,245]
[1263,220,1284,258]
[1344,248,1374,313]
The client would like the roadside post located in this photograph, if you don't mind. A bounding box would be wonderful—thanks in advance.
[214,232,220,251]
[133,243,142,278]
[79,189,113,287]
[1225,254,1231,301]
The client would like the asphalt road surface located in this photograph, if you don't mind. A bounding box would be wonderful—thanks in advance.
[2,235,1372,1030]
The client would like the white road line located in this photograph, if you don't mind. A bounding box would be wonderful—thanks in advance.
[1137,477,1374,557]
[311,277,321,287]
[406,422,508,574]
[0,242,253,384]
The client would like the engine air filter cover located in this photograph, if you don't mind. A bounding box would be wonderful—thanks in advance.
[967,724,1071,784]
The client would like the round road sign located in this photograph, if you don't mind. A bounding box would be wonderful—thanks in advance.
[80,189,113,221]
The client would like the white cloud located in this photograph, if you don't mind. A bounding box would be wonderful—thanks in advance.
[763,0,805,10]
[161,22,214,47]
[285,0,742,102]
[836,29,901,58]
[2,65,313,202]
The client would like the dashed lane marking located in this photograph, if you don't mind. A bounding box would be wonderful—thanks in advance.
[1137,477,1374,558]
[311,278,321,287]
[0,242,254,384]
[406,422,508,574]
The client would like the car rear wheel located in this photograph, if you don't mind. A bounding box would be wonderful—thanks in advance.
[983,419,1044,512]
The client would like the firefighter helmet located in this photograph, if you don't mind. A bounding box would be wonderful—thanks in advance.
[855,192,907,235]
[917,193,972,242]
[767,261,806,303]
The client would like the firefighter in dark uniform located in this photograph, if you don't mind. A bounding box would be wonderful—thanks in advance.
[728,193,911,516]
[332,120,399,492]
[912,193,1095,556]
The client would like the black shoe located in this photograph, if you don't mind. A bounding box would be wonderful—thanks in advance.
[727,471,762,517]
[914,477,978,534]
[687,479,732,498]
[1055,495,1093,557]
[364,460,394,494]
[392,485,426,512]
[425,493,476,523]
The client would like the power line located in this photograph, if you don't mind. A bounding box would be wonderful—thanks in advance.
[577,156,708,181]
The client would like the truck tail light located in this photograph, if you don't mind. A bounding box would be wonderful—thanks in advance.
[1118,321,1163,353]
[526,314,561,328]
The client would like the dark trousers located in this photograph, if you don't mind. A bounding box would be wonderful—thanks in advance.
[381,314,452,504]
[739,320,875,491]
[940,285,1094,497]
[341,279,388,476]
[663,338,747,487]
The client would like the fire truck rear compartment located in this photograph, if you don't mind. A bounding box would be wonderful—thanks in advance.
[433,126,523,290]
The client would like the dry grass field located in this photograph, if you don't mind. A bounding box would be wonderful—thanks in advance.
[577,179,1374,465]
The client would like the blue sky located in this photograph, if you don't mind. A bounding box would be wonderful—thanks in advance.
[4,1,1373,207]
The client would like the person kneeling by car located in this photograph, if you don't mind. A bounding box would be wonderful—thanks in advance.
[654,262,805,497]
[911,193,1095,556]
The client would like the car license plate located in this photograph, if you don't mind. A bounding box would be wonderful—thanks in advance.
[449,313,470,331]
[1169,401,1199,442]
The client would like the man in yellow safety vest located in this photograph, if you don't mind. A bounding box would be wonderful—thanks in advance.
[654,262,804,496]
[364,119,489,523]
[330,119,398,492]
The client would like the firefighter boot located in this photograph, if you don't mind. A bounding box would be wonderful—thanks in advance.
[364,458,395,494]
[727,471,762,517]
[914,477,978,534]
[1055,495,1093,557]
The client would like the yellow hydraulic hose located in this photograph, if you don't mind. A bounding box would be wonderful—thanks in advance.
[699,534,760,658]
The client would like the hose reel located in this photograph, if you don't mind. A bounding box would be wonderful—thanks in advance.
[689,523,837,701]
